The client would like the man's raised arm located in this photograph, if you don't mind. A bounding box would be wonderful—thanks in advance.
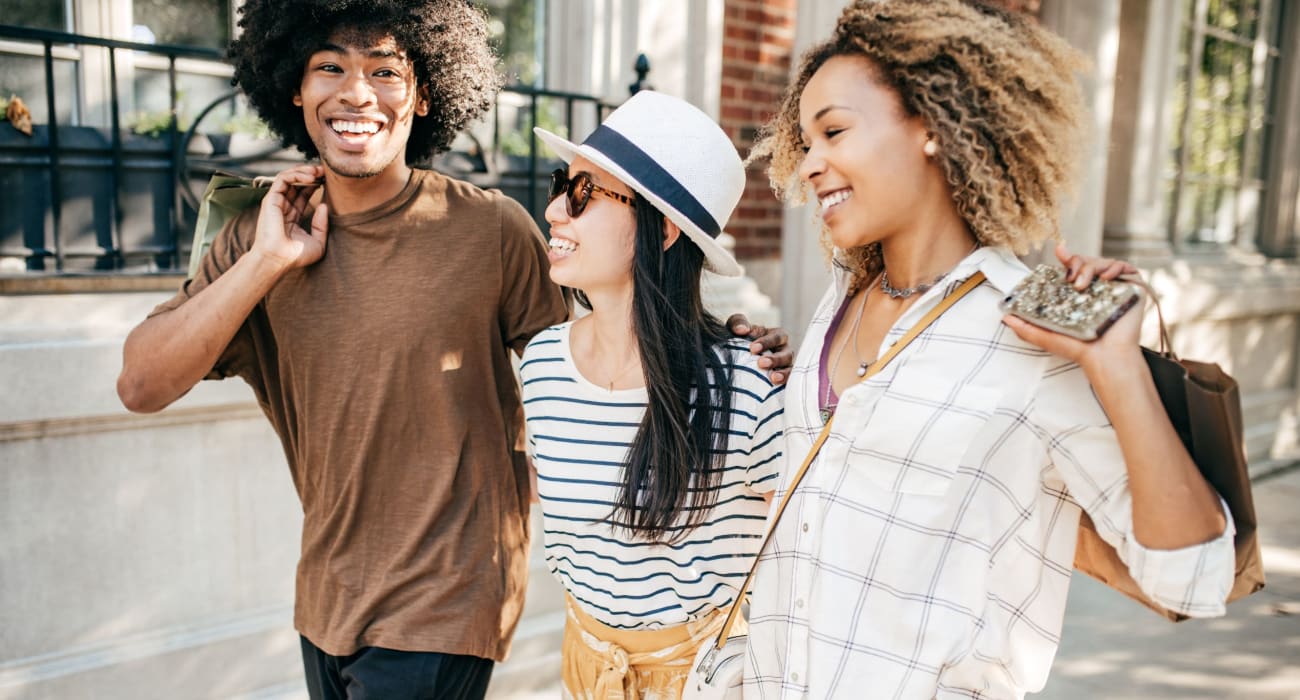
[117,166,328,412]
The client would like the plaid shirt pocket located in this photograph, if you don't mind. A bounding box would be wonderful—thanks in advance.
[848,372,1001,496]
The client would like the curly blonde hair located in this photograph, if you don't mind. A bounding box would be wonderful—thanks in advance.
[750,0,1088,286]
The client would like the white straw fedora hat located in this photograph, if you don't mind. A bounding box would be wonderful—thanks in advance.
[533,90,745,277]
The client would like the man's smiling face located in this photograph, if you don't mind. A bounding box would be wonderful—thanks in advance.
[293,33,429,179]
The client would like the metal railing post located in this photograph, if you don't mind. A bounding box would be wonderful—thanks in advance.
[109,47,124,269]
[43,39,62,272]
[168,56,181,270]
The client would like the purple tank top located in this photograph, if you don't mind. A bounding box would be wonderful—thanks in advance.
[818,293,856,417]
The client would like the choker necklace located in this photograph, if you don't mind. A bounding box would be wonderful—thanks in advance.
[879,241,980,299]
[879,270,946,299]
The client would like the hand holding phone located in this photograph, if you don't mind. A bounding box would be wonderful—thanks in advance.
[1000,264,1140,341]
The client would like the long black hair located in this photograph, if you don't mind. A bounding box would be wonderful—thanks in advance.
[572,194,735,544]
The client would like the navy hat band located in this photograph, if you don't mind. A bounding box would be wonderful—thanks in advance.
[583,125,721,238]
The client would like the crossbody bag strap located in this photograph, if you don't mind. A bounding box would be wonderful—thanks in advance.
[711,271,988,649]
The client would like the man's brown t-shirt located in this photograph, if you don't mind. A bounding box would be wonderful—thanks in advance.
[152,169,567,659]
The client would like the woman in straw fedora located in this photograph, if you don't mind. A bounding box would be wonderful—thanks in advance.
[741,1,1234,697]
[520,90,785,698]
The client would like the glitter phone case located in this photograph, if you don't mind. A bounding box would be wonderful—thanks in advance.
[999,264,1140,341]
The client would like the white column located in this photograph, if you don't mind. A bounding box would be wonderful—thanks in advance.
[779,1,844,347]
[546,0,723,115]
[684,0,725,120]
[1039,0,1121,258]
[74,0,136,126]
[1101,0,1186,265]
[544,0,723,150]
[1260,0,1300,257]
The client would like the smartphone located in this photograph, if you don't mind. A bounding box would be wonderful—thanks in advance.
[1000,264,1140,341]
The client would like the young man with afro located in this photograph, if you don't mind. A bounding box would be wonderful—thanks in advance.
[115,1,789,698]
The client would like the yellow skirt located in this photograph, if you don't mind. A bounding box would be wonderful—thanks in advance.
[561,595,735,700]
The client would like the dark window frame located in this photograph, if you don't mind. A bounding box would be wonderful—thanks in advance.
[1166,0,1284,252]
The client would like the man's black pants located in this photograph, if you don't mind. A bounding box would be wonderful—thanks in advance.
[300,636,494,700]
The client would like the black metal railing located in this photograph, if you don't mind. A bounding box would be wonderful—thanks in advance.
[0,25,225,272]
[0,24,621,275]
[478,85,619,221]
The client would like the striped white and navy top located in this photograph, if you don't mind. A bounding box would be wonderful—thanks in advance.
[521,322,785,630]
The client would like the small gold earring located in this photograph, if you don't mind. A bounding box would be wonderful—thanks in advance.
[923,140,938,157]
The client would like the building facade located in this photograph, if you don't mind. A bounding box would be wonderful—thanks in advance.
[1,1,1297,698]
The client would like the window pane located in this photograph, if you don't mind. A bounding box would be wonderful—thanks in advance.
[1217,0,1242,35]
[1175,181,1202,241]
[0,54,77,124]
[131,69,233,133]
[1182,181,1206,243]
[1189,183,1235,244]
[1167,0,1280,250]
[1249,113,1272,180]
[1188,100,1211,176]
[1235,185,1261,241]
[0,0,68,31]
[1210,185,1236,242]
[1229,42,1252,105]
[1240,0,1260,38]
[482,0,541,86]
[132,0,231,51]
[1227,109,1248,179]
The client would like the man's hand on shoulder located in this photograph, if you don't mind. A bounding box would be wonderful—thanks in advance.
[253,165,329,273]
[726,314,792,385]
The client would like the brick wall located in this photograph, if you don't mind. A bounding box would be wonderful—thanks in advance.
[719,0,797,262]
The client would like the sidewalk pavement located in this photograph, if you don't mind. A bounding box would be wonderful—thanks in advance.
[1038,463,1300,699]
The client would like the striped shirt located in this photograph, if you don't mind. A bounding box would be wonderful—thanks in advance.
[744,246,1234,699]
[521,322,785,630]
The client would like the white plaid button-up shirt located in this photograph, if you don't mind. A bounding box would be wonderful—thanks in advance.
[744,247,1235,699]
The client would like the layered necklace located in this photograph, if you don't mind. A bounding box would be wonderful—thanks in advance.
[880,240,981,299]
[820,241,980,423]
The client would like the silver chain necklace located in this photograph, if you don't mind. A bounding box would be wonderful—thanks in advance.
[879,270,947,299]
[822,242,979,422]
[879,241,981,299]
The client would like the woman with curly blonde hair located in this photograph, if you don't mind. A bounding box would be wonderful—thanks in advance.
[742,1,1234,697]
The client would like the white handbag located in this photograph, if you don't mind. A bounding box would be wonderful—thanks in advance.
[685,630,747,699]
[683,273,988,699]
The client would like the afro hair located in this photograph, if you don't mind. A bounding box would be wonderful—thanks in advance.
[228,0,502,163]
